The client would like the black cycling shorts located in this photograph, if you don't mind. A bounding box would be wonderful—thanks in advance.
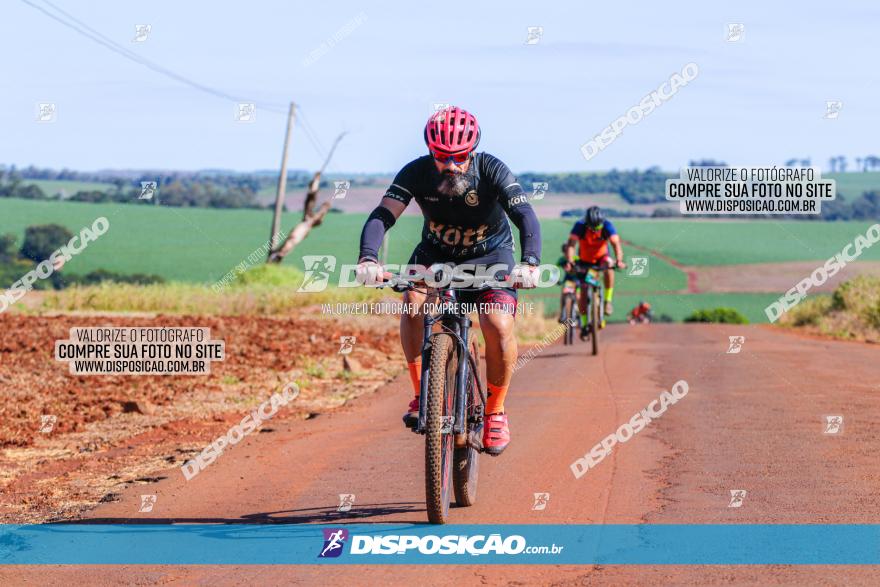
[406,243,518,314]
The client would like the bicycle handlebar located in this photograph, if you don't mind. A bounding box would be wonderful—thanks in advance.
[376,273,518,293]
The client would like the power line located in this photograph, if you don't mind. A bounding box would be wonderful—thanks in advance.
[24,0,283,111]
[21,0,330,160]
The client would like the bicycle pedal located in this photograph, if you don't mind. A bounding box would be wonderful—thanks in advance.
[467,427,484,452]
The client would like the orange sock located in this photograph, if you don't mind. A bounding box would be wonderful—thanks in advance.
[486,382,508,415]
[407,359,422,398]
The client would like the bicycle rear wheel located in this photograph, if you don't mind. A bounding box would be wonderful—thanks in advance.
[453,331,483,507]
[425,333,456,524]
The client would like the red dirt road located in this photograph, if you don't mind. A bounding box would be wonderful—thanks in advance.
[4,324,880,585]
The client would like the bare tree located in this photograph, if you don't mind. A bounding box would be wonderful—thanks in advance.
[267,132,348,263]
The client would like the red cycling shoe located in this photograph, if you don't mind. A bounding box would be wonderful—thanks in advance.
[402,398,419,428]
[482,413,510,456]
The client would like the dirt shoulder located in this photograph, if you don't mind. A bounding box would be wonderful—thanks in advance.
[0,312,403,523]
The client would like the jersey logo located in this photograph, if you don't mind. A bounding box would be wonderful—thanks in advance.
[428,221,489,246]
[465,190,479,206]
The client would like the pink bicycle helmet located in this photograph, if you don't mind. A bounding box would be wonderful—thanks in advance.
[424,106,480,155]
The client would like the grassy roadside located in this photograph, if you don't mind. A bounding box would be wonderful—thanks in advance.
[23,264,561,344]
[778,275,880,343]
[33,265,384,315]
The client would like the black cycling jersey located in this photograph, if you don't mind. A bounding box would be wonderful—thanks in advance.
[359,152,541,263]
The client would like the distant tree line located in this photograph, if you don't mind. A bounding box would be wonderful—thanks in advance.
[0,165,386,210]
[1,164,385,191]
[519,167,674,204]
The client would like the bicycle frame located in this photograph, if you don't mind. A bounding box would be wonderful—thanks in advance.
[415,290,478,437]
[574,265,606,323]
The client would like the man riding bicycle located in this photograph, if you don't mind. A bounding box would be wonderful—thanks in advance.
[629,300,653,324]
[566,206,625,337]
[355,106,542,456]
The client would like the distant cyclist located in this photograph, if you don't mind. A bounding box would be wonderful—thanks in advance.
[629,300,653,324]
[566,206,625,336]
[355,106,542,456]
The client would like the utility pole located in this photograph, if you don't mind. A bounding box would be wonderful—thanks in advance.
[269,102,296,257]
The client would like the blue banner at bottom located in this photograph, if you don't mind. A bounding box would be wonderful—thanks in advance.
[1,524,879,565]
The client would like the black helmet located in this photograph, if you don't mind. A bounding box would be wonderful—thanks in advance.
[585,206,605,227]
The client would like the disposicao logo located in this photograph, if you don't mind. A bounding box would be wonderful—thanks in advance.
[318,528,349,558]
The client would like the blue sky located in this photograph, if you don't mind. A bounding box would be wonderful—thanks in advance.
[2,1,878,174]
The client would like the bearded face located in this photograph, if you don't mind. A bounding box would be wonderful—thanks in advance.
[433,164,471,198]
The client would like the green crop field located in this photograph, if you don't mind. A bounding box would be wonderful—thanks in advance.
[827,171,880,198]
[0,198,868,324]
[612,219,880,266]
[0,199,688,294]
[525,291,779,323]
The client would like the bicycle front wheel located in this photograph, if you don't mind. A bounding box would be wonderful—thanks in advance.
[425,333,457,524]
[563,294,575,345]
[591,288,601,355]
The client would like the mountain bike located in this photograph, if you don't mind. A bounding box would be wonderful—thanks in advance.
[381,272,496,524]
[574,262,618,356]
[560,277,580,345]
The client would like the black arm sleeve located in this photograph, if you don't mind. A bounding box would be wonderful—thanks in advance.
[358,206,397,262]
[483,153,542,263]
[507,204,542,263]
